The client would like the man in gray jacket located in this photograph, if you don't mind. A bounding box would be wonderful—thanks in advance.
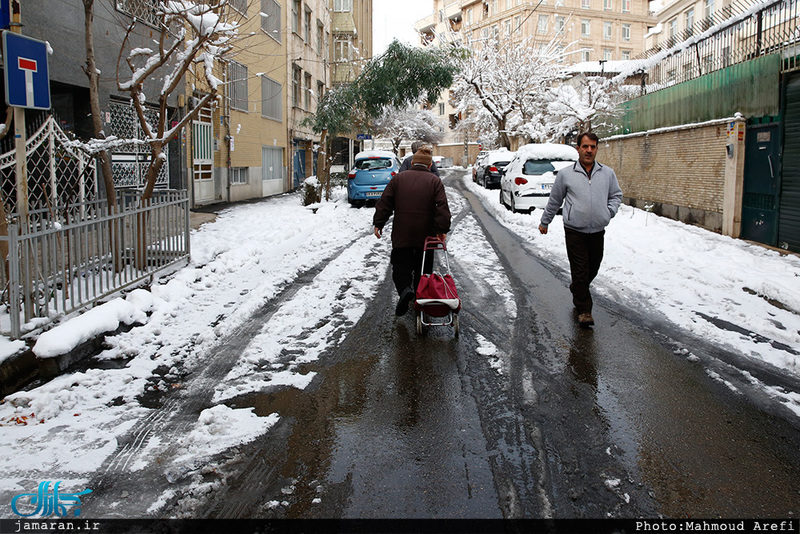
[538,132,623,327]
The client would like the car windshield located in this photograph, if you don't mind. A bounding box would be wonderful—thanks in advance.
[356,158,393,171]
[523,160,556,175]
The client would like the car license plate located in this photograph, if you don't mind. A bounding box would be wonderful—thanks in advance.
[540,184,552,191]
[365,191,382,197]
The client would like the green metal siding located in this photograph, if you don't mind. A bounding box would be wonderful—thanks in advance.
[779,73,800,252]
[615,55,781,134]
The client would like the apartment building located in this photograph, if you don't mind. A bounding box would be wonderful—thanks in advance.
[414,0,656,160]
[330,0,373,168]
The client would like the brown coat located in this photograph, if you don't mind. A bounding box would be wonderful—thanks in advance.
[373,168,451,248]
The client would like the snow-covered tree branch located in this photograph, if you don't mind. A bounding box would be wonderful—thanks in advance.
[116,0,238,200]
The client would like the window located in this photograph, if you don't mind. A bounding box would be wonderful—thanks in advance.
[704,0,714,19]
[466,8,472,25]
[668,18,677,39]
[334,35,352,62]
[492,25,499,38]
[622,23,630,41]
[292,65,302,108]
[556,45,565,63]
[581,0,590,8]
[555,0,564,6]
[581,49,591,61]
[556,16,565,33]
[304,72,312,109]
[317,81,325,104]
[603,21,612,39]
[685,8,695,33]
[581,19,591,36]
[261,76,282,121]
[491,0,498,15]
[334,0,351,12]
[228,61,248,112]
[305,8,311,42]
[230,0,247,14]
[230,167,248,185]
[621,0,630,12]
[439,102,445,115]
[515,15,522,31]
[603,48,613,60]
[604,0,612,10]
[538,15,548,34]
[261,0,281,42]
[621,49,630,60]
[667,69,676,83]
[262,147,284,182]
[292,0,301,34]
[317,21,324,54]
[505,19,512,35]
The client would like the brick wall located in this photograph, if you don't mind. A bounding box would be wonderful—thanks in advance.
[602,120,730,232]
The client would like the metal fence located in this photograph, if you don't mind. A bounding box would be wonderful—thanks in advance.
[638,0,800,90]
[0,189,190,339]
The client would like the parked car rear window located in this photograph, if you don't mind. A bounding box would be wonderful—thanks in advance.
[523,160,556,175]
[356,158,393,170]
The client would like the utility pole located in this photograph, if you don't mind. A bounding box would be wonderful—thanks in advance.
[10,0,27,231]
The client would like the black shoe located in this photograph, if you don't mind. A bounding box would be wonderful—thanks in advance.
[395,287,414,316]
[578,312,595,327]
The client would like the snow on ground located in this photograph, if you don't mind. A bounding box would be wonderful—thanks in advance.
[0,170,799,516]
[461,171,800,400]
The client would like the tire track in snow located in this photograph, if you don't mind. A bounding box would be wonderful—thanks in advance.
[83,230,387,517]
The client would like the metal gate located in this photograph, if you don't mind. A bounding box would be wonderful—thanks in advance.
[293,147,306,189]
[779,73,800,252]
[741,123,780,245]
[107,100,169,190]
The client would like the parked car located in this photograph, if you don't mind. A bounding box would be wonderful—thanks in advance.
[475,148,514,189]
[499,143,579,213]
[472,151,490,182]
[347,150,401,206]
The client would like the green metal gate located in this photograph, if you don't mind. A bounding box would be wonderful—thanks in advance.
[742,123,780,245]
[779,73,800,252]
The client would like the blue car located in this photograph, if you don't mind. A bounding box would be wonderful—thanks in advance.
[347,150,400,206]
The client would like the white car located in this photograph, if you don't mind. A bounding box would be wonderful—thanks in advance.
[499,143,579,213]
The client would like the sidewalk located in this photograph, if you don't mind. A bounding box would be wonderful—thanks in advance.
[0,203,229,398]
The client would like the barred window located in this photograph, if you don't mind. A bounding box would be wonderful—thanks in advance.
[228,61,248,112]
[231,167,248,185]
[262,76,282,121]
[262,0,282,42]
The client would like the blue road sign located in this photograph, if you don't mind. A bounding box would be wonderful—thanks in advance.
[3,32,50,110]
[0,0,10,30]
[356,133,372,140]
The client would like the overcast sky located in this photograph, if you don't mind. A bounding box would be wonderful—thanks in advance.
[373,1,433,55]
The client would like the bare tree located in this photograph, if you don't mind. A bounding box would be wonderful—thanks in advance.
[450,34,567,148]
[370,107,445,154]
[82,0,117,211]
[116,0,238,201]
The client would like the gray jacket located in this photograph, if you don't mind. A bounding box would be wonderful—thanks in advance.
[539,161,623,234]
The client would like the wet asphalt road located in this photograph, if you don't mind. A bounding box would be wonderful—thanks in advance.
[196,170,800,519]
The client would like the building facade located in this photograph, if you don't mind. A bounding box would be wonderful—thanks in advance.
[330,0,373,168]
[414,0,657,161]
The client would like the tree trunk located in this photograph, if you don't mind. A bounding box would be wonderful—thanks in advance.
[317,130,331,202]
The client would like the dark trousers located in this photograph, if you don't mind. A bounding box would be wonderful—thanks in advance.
[564,228,605,315]
[390,247,434,296]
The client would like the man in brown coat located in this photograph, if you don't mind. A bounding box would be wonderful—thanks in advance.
[373,146,451,316]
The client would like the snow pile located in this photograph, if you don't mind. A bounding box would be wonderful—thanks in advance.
[514,143,578,162]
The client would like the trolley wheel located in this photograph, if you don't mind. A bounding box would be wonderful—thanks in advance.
[454,315,460,338]
[416,314,423,336]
